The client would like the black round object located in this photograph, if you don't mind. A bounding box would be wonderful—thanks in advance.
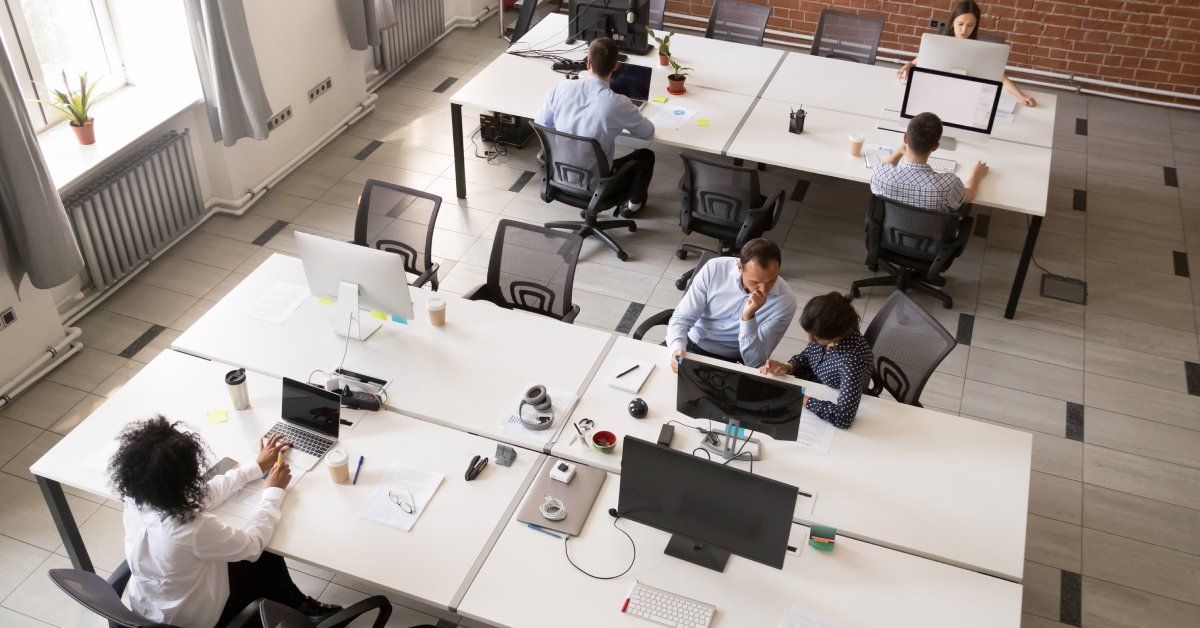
[628,398,648,419]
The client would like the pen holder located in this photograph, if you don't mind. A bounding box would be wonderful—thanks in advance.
[788,109,806,135]
[809,524,836,551]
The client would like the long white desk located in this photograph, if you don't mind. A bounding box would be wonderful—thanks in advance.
[551,337,1033,582]
[171,253,614,453]
[29,350,544,612]
[457,471,1024,628]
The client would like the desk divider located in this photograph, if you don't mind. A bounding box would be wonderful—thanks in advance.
[722,52,788,156]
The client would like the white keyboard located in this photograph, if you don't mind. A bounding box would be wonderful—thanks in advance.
[927,155,958,173]
[622,580,716,627]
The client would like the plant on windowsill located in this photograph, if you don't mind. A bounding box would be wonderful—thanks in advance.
[37,71,98,146]
[667,60,692,95]
[646,28,674,66]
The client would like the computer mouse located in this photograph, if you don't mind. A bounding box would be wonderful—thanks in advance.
[628,398,648,419]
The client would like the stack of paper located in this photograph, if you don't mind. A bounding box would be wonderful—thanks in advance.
[217,468,307,519]
[358,464,444,532]
[247,281,309,324]
[795,409,836,454]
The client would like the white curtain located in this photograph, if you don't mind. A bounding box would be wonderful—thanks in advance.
[183,0,273,147]
[338,0,399,51]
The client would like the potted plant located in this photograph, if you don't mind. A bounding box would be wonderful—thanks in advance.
[647,28,673,66]
[667,60,692,95]
[38,71,98,146]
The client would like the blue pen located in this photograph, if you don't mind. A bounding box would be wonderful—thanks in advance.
[526,523,566,539]
[351,455,364,485]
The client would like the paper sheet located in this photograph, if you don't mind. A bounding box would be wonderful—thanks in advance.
[795,489,818,516]
[357,464,444,532]
[997,91,1018,116]
[779,607,847,628]
[500,384,578,444]
[247,281,309,324]
[217,469,306,519]
[649,104,698,130]
[796,409,836,454]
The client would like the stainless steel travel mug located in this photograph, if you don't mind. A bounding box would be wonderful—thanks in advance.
[225,368,250,410]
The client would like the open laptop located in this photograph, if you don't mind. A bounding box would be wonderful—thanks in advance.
[610,63,652,109]
[261,378,340,471]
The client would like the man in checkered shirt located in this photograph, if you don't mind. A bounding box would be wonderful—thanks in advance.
[869,112,989,212]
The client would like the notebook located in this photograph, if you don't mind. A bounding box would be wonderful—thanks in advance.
[606,356,654,394]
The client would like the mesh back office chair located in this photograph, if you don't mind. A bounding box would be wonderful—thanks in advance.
[531,122,639,261]
[863,291,955,407]
[672,154,783,289]
[631,252,718,340]
[467,219,584,322]
[258,597,437,628]
[353,179,442,290]
[648,0,665,29]
[810,9,885,65]
[849,195,973,308]
[49,565,261,627]
[704,0,772,47]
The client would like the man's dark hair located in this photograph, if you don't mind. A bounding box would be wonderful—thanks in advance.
[109,416,210,523]
[799,292,860,341]
[588,38,620,78]
[739,238,782,270]
[906,112,943,155]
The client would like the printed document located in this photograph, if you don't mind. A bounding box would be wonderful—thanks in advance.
[358,464,444,532]
[248,281,309,324]
[796,408,836,454]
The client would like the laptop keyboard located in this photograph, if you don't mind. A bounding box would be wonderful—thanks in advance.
[264,422,335,457]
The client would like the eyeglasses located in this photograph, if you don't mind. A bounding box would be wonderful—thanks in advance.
[388,486,415,514]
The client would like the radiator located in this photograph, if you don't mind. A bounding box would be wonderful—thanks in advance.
[62,130,204,291]
[375,0,446,74]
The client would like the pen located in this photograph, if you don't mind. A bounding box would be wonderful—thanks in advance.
[275,452,282,467]
[573,422,588,448]
[526,523,566,539]
[615,364,639,378]
[352,455,364,485]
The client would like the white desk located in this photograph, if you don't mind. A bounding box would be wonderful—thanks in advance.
[171,254,614,453]
[726,99,1052,216]
[552,337,1032,582]
[457,472,1023,628]
[29,350,544,611]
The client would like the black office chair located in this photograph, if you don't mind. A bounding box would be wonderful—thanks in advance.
[672,154,783,289]
[353,179,441,290]
[49,563,261,627]
[259,597,439,628]
[863,291,955,407]
[810,9,885,65]
[467,219,584,322]
[977,31,1007,44]
[704,0,772,47]
[530,122,639,261]
[648,0,665,29]
[631,252,719,341]
[849,195,973,309]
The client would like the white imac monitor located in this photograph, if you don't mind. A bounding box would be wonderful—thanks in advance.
[917,33,1010,81]
[902,66,1003,138]
[295,232,415,340]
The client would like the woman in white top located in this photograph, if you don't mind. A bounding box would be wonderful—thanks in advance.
[110,416,341,626]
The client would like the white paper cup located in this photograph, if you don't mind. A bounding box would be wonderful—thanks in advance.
[848,134,865,157]
[427,297,446,327]
[325,448,350,484]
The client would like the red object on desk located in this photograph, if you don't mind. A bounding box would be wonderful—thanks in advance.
[621,598,630,613]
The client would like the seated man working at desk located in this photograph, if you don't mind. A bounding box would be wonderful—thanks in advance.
[534,37,655,216]
[870,112,989,212]
[761,292,873,429]
[666,238,797,370]
[110,417,341,626]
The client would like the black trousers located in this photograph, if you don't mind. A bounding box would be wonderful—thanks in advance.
[217,551,307,627]
[612,148,655,205]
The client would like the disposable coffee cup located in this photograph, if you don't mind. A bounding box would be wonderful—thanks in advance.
[848,134,865,157]
[326,449,350,484]
[225,368,249,410]
[427,297,446,327]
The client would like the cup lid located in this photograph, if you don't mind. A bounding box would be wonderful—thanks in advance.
[224,368,245,385]
[849,134,865,142]
[325,448,348,466]
[427,297,446,310]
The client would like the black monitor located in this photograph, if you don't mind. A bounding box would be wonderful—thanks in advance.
[676,357,806,459]
[281,377,340,438]
[619,436,798,572]
[567,0,653,55]
[901,65,1002,135]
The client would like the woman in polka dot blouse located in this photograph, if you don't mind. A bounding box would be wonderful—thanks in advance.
[760,292,874,429]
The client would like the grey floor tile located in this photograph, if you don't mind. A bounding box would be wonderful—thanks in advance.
[292,201,359,238]
[1029,471,1083,525]
[1021,614,1072,628]
[198,212,281,243]
[1085,258,1193,304]
[1,554,109,627]
[966,347,1083,403]
[1081,528,1200,605]
[1083,484,1200,556]
[571,289,635,331]
[169,298,218,333]
[1,381,88,430]
[92,361,145,398]
[286,568,329,600]
[1082,576,1200,628]
[1025,513,1082,572]
[48,394,106,437]
[100,281,198,328]
[129,328,182,364]
[74,310,153,356]
[1083,341,1190,394]
[1083,444,1200,510]
[298,153,361,179]
[166,230,260,271]
[250,191,315,221]
[2,431,63,482]
[274,171,339,200]
[960,380,1067,436]
[970,316,1084,369]
[1084,372,1200,432]
[0,474,101,551]
[1085,406,1200,468]
[0,534,49,603]
[137,255,230,299]
[42,348,128,395]
[919,372,963,414]
[1085,312,1199,363]
[1085,285,1196,333]
[0,418,42,469]
[201,273,249,302]
[1021,560,1062,621]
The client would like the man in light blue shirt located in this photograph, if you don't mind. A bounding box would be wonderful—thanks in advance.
[666,239,797,370]
[534,37,656,216]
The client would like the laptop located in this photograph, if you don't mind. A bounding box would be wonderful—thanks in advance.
[609,63,652,109]
[261,378,340,471]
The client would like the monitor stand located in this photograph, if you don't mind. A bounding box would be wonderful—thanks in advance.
[701,418,762,461]
[334,280,382,341]
[875,110,959,151]
[664,534,730,572]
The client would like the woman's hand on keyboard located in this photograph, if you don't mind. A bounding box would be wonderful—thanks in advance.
[266,460,292,490]
[257,433,291,473]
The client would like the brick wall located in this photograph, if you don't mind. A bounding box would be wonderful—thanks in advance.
[662,0,1200,98]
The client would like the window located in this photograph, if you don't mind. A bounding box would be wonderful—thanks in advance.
[1,0,125,130]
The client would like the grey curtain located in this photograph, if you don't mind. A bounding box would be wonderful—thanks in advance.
[183,0,272,147]
[338,0,398,50]
[0,40,84,291]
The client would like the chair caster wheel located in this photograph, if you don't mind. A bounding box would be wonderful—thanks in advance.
[942,302,953,309]
[676,250,688,260]
[850,287,861,298]
[628,224,637,233]
[675,279,687,290]
[617,251,629,262]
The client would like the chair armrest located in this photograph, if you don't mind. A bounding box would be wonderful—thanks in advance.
[562,304,580,324]
[107,560,132,596]
[226,598,265,628]
[736,189,786,246]
[631,309,673,340]
[412,263,440,290]
[589,160,640,215]
[926,214,974,281]
[763,189,785,230]
[464,284,487,301]
[316,595,392,628]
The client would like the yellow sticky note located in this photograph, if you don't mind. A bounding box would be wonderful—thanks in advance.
[205,409,228,425]
[696,119,711,127]
[652,96,668,103]
[317,297,333,305]
[370,310,387,320]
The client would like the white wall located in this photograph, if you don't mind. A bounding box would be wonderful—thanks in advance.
[0,241,69,385]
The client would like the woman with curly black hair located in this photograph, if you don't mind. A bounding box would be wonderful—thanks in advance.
[110,416,341,626]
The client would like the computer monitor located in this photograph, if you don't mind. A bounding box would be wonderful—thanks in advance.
[618,436,798,572]
[295,232,415,341]
[676,357,806,461]
[567,0,653,55]
[916,33,1010,82]
[901,66,1002,136]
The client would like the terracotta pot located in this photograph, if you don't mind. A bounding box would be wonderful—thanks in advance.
[659,53,670,66]
[667,76,687,95]
[71,118,95,145]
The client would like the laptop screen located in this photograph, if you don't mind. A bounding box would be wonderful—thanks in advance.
[281,377,341,437]
[610,63,652,104]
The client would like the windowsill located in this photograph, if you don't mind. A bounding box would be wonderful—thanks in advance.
[39,83,203,194]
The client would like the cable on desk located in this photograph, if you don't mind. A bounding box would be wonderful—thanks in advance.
[563,514,637,580]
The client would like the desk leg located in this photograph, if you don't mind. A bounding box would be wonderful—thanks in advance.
[37,475,94,572]
[1004,215,1042,319]
[451,103,467,200]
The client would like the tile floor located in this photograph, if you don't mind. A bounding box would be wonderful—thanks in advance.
[2,13,1199,628]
